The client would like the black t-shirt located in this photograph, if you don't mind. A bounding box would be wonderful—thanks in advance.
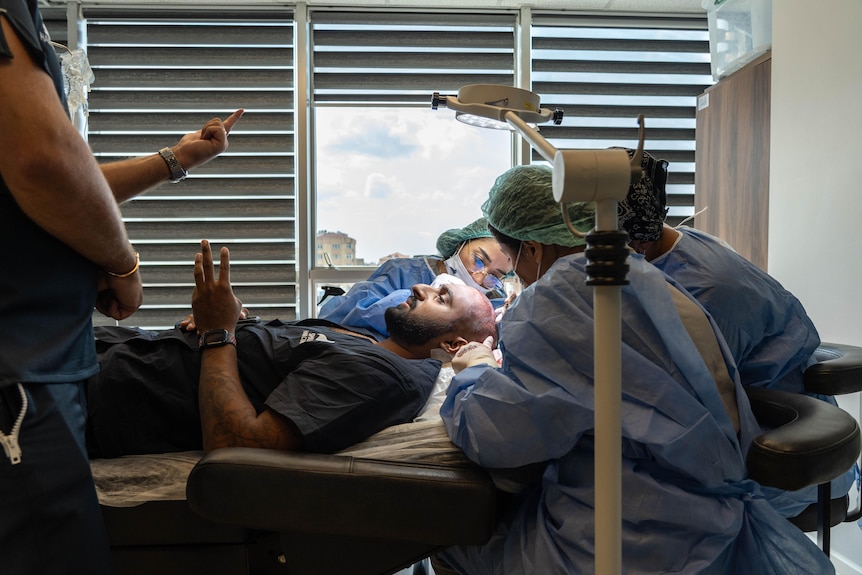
[86,319,441,457]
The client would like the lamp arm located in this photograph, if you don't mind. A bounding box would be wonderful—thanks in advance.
[503,110,558,164]
[629,114,646,185]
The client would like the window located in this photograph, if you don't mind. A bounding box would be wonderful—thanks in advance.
[81,9,296,328]
[306,9,710,317]
[309,11,516,270]
[313,107,511,264]
[46,5,709,325]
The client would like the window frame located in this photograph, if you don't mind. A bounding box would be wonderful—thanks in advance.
[48,3,710,324]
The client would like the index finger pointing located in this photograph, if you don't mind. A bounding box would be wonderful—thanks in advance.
[222,109,245,134]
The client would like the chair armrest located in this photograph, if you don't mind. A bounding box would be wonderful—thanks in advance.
[804,342,862,395]
[185,447,497,546]
[745,386,860,491]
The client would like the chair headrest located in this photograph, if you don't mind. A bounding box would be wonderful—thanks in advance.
[745,386,860,491]
[804,342,862,395]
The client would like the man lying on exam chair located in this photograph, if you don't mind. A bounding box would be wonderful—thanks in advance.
[85,240,497,459]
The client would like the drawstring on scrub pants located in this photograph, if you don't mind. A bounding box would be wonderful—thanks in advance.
[0,384,27,464]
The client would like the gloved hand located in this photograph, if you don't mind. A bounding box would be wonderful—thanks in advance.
[495,292,517,323]
[452,336,498,374]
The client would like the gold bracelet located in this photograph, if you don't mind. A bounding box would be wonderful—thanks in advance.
[106,252,140,278]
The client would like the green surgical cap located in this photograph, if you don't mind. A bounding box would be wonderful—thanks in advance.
[436,217,493,258]
[482,165,595,247]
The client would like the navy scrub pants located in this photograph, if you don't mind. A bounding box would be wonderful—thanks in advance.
[0,382,114,575]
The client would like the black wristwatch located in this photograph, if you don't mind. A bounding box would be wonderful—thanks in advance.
[198,329,237,350]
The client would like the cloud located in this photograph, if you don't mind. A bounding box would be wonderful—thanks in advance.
[325,113,418,159]
[365,172,399,199]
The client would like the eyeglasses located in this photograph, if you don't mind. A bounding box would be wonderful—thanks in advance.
[470,253,504,290]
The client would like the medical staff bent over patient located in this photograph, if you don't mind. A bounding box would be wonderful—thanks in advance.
[318,217,512,340]
[436,165,834,575]
[86,240,497,458]
[616,148,855,518]
[616,148,820,394]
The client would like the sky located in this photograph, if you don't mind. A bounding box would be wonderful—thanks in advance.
[314,107,512,264]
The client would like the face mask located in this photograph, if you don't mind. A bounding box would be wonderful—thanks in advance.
[510,242,525,293]
[444,243,487,293]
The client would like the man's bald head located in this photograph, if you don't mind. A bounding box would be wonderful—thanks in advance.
[384,283,497,356]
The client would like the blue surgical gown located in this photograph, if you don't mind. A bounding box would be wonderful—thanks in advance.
[652,226,819,393]
[652,226,854,516]
[318,256,439,340]
[439,254,834,575]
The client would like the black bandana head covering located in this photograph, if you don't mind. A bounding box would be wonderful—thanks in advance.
[614,148,670,242]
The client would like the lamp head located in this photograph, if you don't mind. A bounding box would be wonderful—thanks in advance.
[432,84,562,130]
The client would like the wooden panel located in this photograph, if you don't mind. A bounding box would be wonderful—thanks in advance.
[695,52,771,270]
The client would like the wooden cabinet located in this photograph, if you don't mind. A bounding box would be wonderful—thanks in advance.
[694,52,771,271]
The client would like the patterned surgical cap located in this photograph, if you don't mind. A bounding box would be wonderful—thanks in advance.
[615,148,670,242]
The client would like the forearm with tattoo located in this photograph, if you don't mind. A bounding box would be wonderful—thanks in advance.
[198,347,303,453]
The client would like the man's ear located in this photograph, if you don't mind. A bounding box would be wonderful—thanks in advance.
[522,240,542,265]
[440,337,469,355]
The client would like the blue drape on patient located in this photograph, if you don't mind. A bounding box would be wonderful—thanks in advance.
[439,254,834,575]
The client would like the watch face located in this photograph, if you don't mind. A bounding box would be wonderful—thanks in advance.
[203,329,229,346]
[200,329,235,349]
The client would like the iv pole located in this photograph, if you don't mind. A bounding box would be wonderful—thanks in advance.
[433,84,645,575]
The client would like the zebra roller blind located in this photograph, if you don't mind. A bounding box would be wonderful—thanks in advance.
[83,9,296,329]
[530,12,712,226]
[310,10,517,105]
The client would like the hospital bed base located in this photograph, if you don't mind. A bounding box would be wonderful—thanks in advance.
[185,448,497,575]
[100,449,497,575]
[102,500,284,575]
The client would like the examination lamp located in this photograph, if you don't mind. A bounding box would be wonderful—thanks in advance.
[433,84,646,575]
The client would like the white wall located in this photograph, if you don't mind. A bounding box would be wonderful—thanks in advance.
[770,1,862,571]
[769,0,862,345]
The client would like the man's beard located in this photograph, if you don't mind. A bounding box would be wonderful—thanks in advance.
[384,301,453,347]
